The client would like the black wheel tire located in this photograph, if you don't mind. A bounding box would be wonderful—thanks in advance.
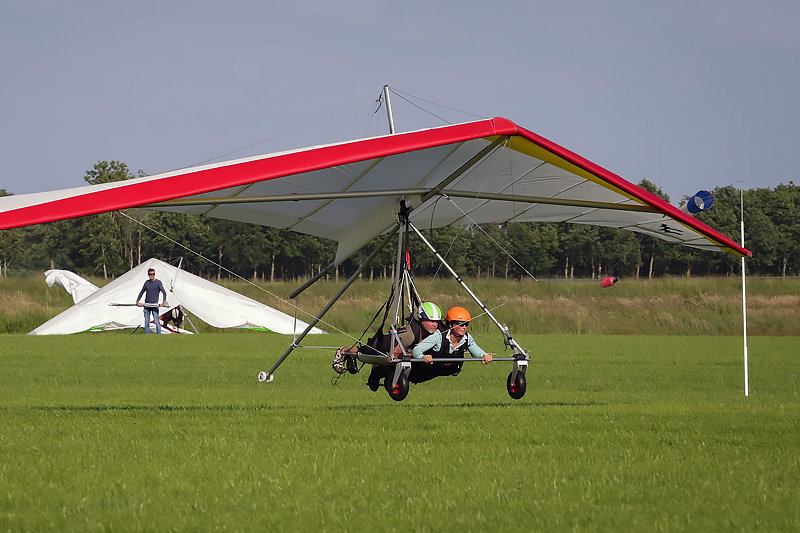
[385,372,410,402]
[507,370,527,400]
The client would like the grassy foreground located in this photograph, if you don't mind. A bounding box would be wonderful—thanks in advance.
[1,333,798,531]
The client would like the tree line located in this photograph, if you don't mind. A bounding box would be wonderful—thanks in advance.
[1,161,798,281]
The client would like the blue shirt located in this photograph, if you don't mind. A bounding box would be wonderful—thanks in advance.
[137,279,167,305]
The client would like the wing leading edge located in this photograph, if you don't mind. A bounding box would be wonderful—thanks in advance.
[0,117,751,262]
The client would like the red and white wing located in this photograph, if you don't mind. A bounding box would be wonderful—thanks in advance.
[0,117,751,263]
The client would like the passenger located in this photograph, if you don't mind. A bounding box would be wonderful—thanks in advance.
[409,306,491,384]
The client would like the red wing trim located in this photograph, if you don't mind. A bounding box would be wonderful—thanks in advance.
[510,123,751,257]
[0,119,515,231]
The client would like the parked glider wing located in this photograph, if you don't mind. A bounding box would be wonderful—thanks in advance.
[30,258,325,335]
[0,118,751,262]
[44,269,100,304]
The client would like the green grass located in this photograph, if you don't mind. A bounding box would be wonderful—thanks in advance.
[1,334,798,531]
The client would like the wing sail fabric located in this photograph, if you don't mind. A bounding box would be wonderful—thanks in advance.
[30,258,325,335]
[0,118,751,262]
[44,269,100,304]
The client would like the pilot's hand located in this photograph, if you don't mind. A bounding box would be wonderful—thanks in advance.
[423,354,433,364]
[482,354,493,364]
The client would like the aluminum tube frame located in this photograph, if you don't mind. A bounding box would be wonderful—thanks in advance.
[390,360,411,388]
[261,224,400,382]
[289,261,336,299]
[405,357,519,363]
[149,188,659,214]
[409,222,528,358]
[389,214,407,330]
[509,359,528,387]
[383,85,395,134]
[358,355,523,366]
[184,313,200,334]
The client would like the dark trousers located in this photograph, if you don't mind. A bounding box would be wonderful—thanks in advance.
[408,361,462,384]
[367,360,462,385]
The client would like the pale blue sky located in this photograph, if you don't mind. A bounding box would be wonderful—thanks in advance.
[2,0,798,204]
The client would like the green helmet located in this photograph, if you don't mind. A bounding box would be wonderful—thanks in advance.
[418,302,443,321]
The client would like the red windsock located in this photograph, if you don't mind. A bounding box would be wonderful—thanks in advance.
[601,276,619,288]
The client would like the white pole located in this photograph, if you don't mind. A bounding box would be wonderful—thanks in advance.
[740,185,749,396]
[383,85,396,134]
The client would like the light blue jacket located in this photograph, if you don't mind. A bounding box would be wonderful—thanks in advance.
[411,329,486,359]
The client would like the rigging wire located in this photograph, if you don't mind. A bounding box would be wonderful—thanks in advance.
[388,90,451,125]
[185,85,480,172]
[117,211,363,348]
[406,137,544,325]
[185,88,381,168]
[389,87,488,122]
[435,140,541,284]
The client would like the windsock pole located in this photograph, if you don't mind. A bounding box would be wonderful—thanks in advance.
[740,184,749,397]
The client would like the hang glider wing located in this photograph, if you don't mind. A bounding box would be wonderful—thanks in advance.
[30,258,325,335]
[45,269,100,304]
[0,117,751,263]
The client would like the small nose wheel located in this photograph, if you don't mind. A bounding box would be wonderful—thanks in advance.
[385,372,409,401]
[507,369,527,400]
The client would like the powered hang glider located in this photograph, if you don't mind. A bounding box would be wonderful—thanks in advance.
[0,117,751,399]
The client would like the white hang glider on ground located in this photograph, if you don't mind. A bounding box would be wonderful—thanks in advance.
[0,107,750,400]
[45,269,100,304]
[31,258,325,336]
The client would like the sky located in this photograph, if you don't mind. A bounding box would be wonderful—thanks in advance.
[2,0,798,205]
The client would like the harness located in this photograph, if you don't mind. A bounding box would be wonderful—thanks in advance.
[428,329,469,360]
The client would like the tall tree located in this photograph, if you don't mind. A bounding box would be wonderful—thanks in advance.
[82,161,140,275]
[559,224,600,278]
[765,183,800,277]
[0,190,21,276]
[598,227,641,278]
[507,222,559,278]
[84,160,136,185]
[77,213,124,278]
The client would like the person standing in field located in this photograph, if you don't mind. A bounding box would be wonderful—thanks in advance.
[136,268,167,334]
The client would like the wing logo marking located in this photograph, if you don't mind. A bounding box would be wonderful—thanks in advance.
[659,223,683,235]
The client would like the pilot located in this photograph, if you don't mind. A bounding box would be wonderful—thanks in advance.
[332,302,444,391]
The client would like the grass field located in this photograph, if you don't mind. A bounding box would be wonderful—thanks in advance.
[3,275,800,336]
[1,333,798,531]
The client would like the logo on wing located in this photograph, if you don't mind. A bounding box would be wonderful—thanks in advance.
[659,223,683,235]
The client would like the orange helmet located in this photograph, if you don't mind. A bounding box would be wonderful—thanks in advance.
[446,306,471,323]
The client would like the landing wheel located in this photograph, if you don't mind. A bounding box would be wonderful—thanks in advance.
[507,370,526,400]
[385,372,409,402]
